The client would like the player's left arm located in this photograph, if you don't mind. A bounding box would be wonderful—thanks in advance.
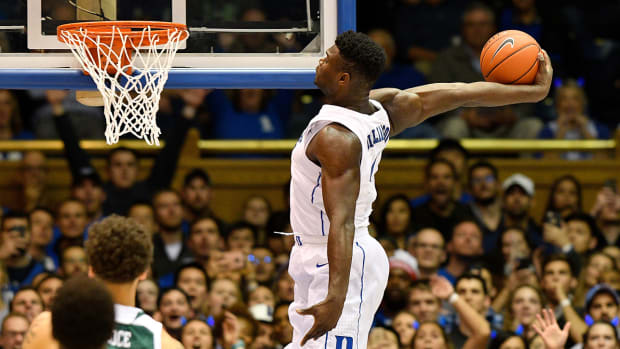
[371,49,553,136]
[297,123,361,346]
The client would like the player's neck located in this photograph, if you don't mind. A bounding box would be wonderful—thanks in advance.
[106,280,139,307]
[327,92,373,114]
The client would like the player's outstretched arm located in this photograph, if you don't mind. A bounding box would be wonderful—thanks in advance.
[372,50,553,137]
[296,123,361,346]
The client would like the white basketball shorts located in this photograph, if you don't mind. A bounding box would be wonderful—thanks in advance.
[284,231,389,349]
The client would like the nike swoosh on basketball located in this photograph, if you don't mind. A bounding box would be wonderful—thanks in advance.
[316,262,328,268]
[491,38,515,62]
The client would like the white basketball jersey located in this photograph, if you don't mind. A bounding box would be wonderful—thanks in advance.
[290,100,390,237]
[108,304,162,349]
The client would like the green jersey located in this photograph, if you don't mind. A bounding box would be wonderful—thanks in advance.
[107,304,162,349]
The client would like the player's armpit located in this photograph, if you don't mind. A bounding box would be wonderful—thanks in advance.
[370,88,423,136]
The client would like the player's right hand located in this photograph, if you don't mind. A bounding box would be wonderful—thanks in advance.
[297,295,345,346]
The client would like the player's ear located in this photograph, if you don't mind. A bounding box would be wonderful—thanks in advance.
[338,72,350,86]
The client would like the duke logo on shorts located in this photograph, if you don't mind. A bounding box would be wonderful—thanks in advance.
[287,100,390,349]
[108,304,162,349]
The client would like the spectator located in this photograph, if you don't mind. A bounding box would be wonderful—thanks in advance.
[503,284,544,340]
[273,301,293,346]
[0,90,33,161]
[1,212,45,292]
[438,220,484,284]
[226,221,256,255]
[58,245,87,278]
[249,304,275,349]
[51,89,197,216]
[407,280,441,323]
[600,269,620,291]
[273,269,294,303]
[573,253,615,308]
[410,139,472,206]
[566,212,602,257]
[584,284,620,323]
[208,278,241,319]
[55,199,88,240]
[207,89,291,140]
[499,0,543,41]
[498,227,533,277]
[467,161,503,252]
[408,228,446,279]
[128,201,157,236]
[248,286,275,309]
[18,151,53,212]
[249,248,276,285]
[590,183,620,244]
[70,170,106,226]
[545,175,582,220]
[187,217,222,267]
[368,326,400,349]
[538,80,610,160]
[392,311,417,348]
[581,321,619,349]
[181,169,214,223]
[429,2,495,84]
[27,208,55,271]
[448,274,498,348]
[488,331,529,349]
[411,159,474,241]
[379,194,414,249]
[501,174,543,246]
[242,196,271,247]
[175,263,209,316]
[33,90,105,140]
[441,105,543,140]
[0,313,29,349]
[136,278,159,316]
[369,29,427,91]
[157,288,194,341]
[151,190,194,288]
[10,287,43,323]
[376,251,417,326]
[181,318,214,349]
[34,274,63,310]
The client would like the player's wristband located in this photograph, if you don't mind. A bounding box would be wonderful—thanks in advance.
[560,298,571,308]
[449,293,459,305]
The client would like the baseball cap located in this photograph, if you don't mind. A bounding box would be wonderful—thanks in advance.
[389,249,419,280]
[585,284,620,311]
[72,166,102,187]
[249,304,273,323]
[502,173,534,196]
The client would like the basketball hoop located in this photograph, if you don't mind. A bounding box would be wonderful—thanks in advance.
[58,21,189,145]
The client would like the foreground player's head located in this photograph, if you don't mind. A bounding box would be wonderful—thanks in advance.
[85,215,153,284]
[51,276,115,349]
[314,30,386,97]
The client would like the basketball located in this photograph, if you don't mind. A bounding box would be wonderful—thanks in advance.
[480,30,541,84]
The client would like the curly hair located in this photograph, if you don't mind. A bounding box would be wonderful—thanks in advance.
[51,276,115,349]
[85,215,153,283]
[335,30,386,87]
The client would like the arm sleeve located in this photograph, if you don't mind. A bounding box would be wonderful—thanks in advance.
[53,112,95,178]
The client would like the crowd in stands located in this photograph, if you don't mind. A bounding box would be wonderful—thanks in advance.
[0,136,619,348]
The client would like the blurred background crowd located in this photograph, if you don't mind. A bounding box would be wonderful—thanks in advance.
[0,0,619,349]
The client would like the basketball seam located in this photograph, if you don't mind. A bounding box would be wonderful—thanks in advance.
[484,43,538,79]
[509,51,540,84]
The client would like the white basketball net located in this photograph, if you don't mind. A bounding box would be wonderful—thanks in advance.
[59,24,188,145]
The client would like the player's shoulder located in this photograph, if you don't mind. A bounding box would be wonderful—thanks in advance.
[161,329,184,349]
[24,311,58,349]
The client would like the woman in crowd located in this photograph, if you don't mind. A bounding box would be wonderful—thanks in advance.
[378,194,414,249]
[573,252,616,307]
[545,175,582,220]
[503,285,545,341]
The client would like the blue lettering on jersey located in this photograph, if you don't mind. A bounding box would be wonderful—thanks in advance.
[335,336,353,349]
[366,125,390,150]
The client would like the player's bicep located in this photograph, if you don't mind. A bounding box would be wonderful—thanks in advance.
[162,329,184,349]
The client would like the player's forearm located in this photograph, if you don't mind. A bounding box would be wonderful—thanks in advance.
[326,220,354,301]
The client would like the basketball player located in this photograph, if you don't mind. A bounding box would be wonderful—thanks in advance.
[23,215,183,349]
[287,30,552,348]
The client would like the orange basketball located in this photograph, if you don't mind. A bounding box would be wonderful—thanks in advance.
[480,30,541,84]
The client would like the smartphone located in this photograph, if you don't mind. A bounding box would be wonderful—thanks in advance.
[515,258,532,271]
[604,178,617,193]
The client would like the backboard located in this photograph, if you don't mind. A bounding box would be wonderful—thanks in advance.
[0,0,354,89]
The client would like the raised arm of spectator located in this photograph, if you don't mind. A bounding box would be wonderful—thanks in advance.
[533,308,571,349]
[430,275,491,349]
[49,90,95,178]
[146,89,209,190]
[556,284,587,343]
